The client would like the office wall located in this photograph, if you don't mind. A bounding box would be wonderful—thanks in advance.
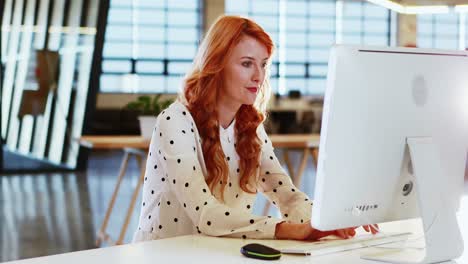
[1,0,106,169]
[397,14,417,46]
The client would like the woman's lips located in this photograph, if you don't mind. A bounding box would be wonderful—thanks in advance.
[246,87,258,93]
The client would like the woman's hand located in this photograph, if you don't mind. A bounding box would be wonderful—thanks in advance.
[275,221,379,241]
[275,221,357,241]
[362,224,379,234]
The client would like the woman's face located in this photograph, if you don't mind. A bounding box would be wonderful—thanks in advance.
[220,35,269,109]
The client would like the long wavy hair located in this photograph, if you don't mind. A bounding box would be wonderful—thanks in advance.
[180,15,274,200]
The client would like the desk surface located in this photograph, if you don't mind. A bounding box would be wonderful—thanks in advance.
[6,195,468,264]
[79,134,321,150]
[79,136,150,149]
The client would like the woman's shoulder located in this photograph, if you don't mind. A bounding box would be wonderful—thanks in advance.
[157,100,194,127]
[256,122,268,137]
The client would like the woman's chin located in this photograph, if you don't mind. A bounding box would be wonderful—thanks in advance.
[242,100,256,106]
[243,96,257,105]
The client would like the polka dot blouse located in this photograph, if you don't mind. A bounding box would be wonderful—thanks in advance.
[132,101,312,242]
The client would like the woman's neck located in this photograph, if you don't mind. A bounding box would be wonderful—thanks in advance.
[217,102,240,129]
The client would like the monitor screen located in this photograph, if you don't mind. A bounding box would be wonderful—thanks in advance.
[312,45,468,231]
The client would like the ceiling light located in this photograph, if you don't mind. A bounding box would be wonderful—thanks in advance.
[455,5,468,13]
[367,0,450,14]
[367,0,405,13]
[404,5,450,14]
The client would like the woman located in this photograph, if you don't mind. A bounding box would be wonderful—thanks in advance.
[133,15,376,242]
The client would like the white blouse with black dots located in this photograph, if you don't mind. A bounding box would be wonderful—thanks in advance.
[132,101,313,242]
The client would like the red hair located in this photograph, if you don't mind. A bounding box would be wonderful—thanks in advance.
[180,15,274,200]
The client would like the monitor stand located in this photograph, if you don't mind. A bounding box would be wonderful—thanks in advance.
[361,137,464,264]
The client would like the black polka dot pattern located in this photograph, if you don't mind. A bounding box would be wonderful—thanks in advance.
[135,105,313,241]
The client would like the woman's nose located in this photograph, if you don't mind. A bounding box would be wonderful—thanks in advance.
[252,65,261,83]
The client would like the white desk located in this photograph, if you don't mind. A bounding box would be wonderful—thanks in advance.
[5,197,467,264]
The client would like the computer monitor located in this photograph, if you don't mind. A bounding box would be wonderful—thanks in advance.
[311,45,468,263]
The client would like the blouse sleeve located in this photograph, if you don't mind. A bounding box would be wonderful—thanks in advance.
[148,108,284,239]
[256,124,313,224]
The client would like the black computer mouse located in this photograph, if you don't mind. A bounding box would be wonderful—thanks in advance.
[240,243,282,260]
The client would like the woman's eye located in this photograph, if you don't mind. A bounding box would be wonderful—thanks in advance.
[242,61,252,67]
[262,63,267,68]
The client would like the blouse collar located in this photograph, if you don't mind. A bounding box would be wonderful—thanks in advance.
[219,119,235,143]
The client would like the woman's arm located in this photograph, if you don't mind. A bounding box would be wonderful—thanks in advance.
[140,106,284,239]
[256,124,313,224]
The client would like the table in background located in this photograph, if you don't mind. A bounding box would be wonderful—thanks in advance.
[79,136,150,246]
[79,134,321,245]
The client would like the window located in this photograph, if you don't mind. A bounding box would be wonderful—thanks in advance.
[418,13,459,50]
[227,0,393,95]
[341,1,391,46]
[100,0,202,93]
[465,13,468,50]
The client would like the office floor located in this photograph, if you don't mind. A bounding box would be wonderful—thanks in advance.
[0,149,317,262]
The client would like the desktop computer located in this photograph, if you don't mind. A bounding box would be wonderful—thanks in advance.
[311,45,468,263]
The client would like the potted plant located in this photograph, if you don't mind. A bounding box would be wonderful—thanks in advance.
[125,94,173,139]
